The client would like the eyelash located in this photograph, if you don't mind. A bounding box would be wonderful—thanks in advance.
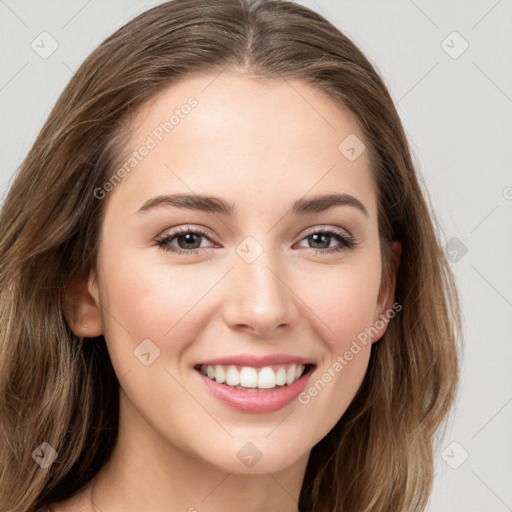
[155,225,357,256]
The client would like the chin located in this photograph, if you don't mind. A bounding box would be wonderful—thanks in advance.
[194,435,311,475]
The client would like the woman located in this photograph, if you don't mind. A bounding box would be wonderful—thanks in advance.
[0,0,461,510]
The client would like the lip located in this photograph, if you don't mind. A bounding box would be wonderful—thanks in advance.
[195,353,315,368]
[194,363,316,414]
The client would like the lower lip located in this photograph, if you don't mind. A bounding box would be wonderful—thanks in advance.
[195,367,314,414]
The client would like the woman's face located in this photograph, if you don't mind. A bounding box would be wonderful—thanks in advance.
[85,72,398,474]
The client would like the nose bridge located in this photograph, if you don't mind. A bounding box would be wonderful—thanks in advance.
[223,235,296,334]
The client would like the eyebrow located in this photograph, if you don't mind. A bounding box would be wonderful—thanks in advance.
[137,192,369,218]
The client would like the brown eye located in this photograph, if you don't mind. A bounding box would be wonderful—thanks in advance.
[156,226,216,255]
[175,232,203,249]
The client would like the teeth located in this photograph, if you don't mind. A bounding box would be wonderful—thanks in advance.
[275,366,286,386]
[257,367,276,389]
[286,365,296,385]
[214,365,225,384]
[240,367,258,387]
[225,365,240,386]
[198,363,307,390]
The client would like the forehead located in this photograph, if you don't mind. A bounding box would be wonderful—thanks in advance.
[110,72,377,222]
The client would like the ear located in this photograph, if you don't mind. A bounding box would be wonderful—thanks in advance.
[371,241,402,344]
[63,271,104,338]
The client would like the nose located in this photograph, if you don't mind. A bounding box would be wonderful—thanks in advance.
[221,245,299,337]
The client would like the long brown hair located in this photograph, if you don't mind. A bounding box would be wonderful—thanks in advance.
[0,1,461,510]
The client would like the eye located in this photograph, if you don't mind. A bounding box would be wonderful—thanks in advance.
[295,227,357,254]
[156,225,217,255]
[155,225,357,256]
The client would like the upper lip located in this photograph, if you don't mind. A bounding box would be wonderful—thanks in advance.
[195,353,316,368]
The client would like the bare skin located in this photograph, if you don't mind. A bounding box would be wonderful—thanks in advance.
[53,71,401,512]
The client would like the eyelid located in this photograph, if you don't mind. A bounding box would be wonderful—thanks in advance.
[155,224,357,255]
[155,225,218,255]
[294,225,357,253]
[298,224,353,239]
[157,224,216,242]
[157,224,353,242]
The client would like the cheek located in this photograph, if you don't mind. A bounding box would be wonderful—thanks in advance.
[97,247,220,370]
[295,257,382,349]
[294,263,380,442]
[102,238,206,323]
[290,255,380,422]
[99,240,382,365]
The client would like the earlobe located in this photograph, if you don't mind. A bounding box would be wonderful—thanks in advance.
[371,241,402,343]
[382,241,402,311]
[391,240,402,275]
[63,272,103,338]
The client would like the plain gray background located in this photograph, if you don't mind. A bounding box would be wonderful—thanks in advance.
[1,1,511,510]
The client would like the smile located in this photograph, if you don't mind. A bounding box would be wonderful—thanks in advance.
[193,355,317,413]
[196,363,309,391]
